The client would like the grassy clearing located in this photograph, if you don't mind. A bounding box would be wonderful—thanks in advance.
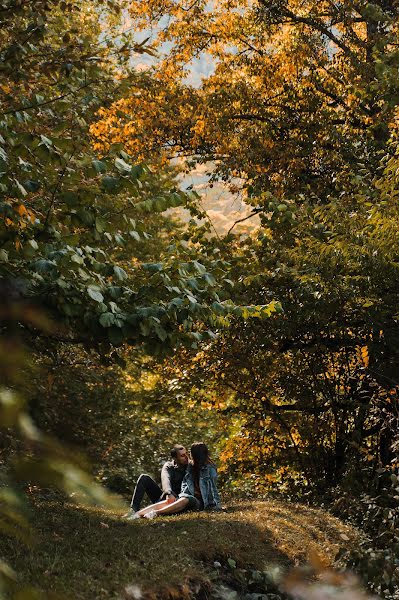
[1,496,361,599]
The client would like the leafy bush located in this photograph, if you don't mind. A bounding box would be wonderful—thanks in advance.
[334,467,399,598]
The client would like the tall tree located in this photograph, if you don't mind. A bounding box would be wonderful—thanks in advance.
[160,139,399,491]
[1,0,278,353]
[92,0,399,201]
[0,4,276,595]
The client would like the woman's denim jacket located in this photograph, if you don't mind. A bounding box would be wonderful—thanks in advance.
[179,463,221,509]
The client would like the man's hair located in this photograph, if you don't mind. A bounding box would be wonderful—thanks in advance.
[170,444,185,459]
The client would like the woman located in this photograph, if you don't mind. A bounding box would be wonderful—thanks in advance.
[136,442,221,519]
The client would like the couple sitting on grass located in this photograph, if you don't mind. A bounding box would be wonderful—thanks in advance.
[124,442,221,520]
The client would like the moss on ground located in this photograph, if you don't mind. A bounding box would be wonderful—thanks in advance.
[1,497,361,599]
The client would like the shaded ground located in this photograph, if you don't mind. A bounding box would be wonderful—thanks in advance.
[1,497,361,599]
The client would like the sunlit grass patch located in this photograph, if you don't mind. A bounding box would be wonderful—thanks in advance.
[1,496,361,600]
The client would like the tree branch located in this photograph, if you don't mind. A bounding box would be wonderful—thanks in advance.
[226,209,263,236]
[1,80,97,116]
[262,3,363,67]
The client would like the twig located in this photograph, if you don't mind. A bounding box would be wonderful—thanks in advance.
[226,208,263,236]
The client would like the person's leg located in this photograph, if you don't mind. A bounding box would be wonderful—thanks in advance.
[137,499,170,517]
[154,497,189,515]
[130,474,162,511]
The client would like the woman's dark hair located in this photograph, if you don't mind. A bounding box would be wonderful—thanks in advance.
[190,442,209,473]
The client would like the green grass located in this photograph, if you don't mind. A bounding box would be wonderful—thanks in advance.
[1,496,361,599]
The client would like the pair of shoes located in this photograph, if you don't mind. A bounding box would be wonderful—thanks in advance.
[143,509,158,520]
[123,508,140,520]
[128,512,141,520]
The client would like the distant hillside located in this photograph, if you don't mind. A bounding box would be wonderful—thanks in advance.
[179,163,260,235]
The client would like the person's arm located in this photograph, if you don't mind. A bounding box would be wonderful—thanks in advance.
[161,462,176,500]
[209,465,222,509]
[179,466,192,497]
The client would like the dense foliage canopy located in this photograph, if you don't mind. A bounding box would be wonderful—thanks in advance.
[94,0,399,199]
[0,0,398,598]
[91,1,399,593]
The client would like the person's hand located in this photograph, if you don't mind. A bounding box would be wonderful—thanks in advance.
[166,494,176,504]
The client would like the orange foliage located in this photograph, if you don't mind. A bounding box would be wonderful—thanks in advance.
[90,0,375,196]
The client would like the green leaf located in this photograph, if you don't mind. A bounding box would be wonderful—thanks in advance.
[169,192,185,207]
[114,233,126,246]
[32,259,57,274]
[129,230,141,241]
[187,277,200,290]
[203,273,216,286]
[142,263,163,273]
[212,301,226,315]
[131,164,144,179]
[0,146,7,162]
[109,286,123,299]
[87,285,104,303]
[139,320,151,336]
[95,217,107,233]
[24,179,40,192]
[102,176,120,193]
[78,268,90,281]
[99,312,115,327]
[92,159,107,174]
[115,157,131,173]
[154,324,168,341]
[76,208,95,226]
[14,179,27,196]
[170,297,184,307]
[70,254,84,265]
[113,266,127,281]
[23,239,39,258]
[193,261,206,274]
[40,134,53,148]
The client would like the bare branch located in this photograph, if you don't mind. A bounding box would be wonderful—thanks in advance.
[226,209,263,236]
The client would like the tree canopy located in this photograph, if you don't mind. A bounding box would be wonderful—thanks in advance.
[0,0,398,597]
[0,0,278,355]
[93,0,399,200]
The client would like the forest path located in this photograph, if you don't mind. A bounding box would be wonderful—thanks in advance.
[5,497,361,600]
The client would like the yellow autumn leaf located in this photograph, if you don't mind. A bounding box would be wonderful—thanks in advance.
[17,204,28,217]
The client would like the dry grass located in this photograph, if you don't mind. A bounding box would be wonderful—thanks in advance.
[1,496,361,599]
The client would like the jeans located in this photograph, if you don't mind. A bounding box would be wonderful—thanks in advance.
[130,474,163,511]
[182,494,204,511]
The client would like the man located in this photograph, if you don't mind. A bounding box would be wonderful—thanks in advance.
[124,444,189,519]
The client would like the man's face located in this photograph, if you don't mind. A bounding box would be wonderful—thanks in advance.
[175,447,189,466]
